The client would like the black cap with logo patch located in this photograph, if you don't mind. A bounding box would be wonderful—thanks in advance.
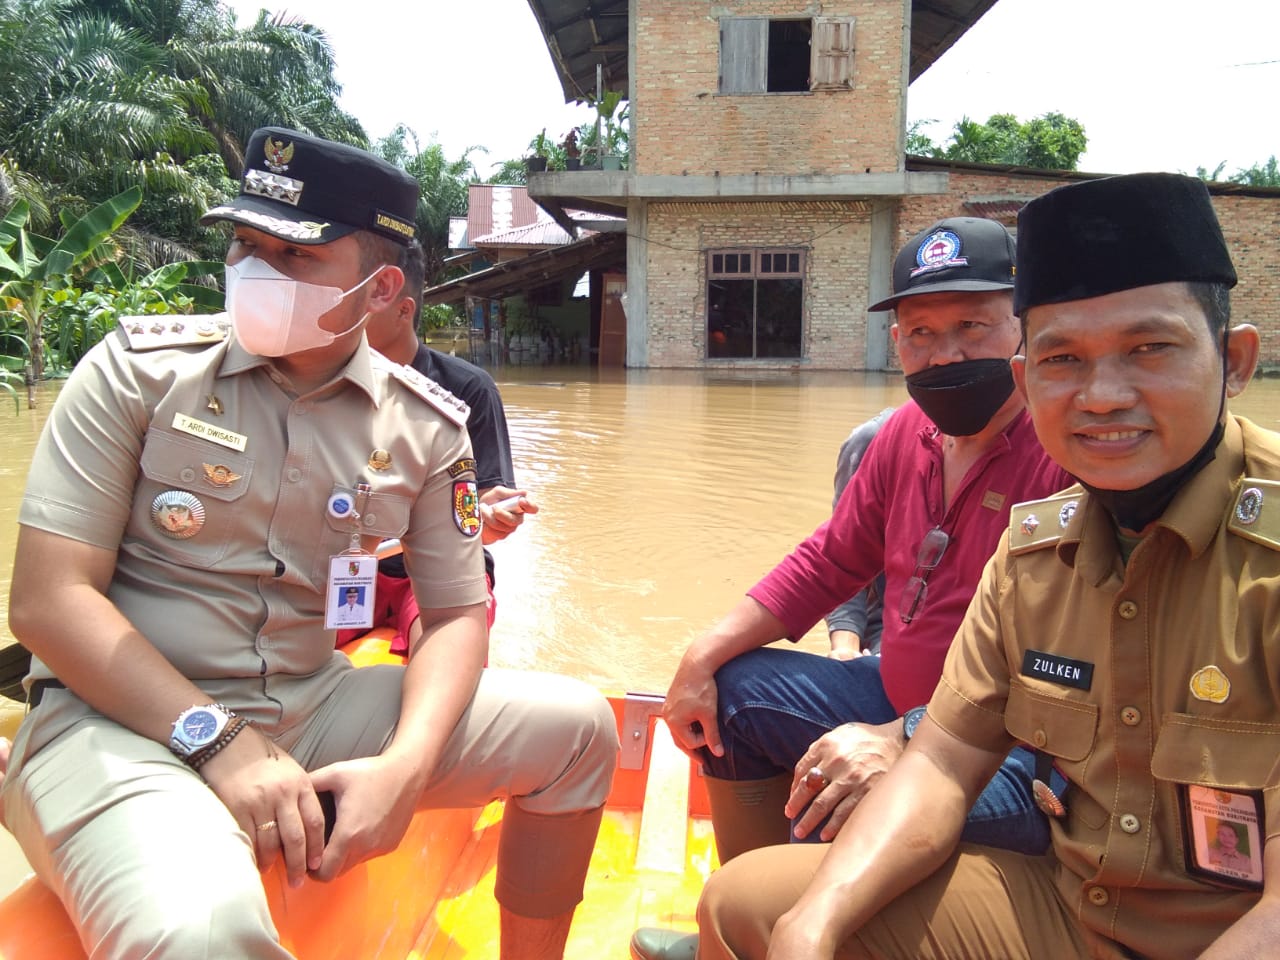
[200,126,419,246]
[868,216,1016,312]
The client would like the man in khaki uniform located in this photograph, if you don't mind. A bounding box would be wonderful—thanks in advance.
[0,128,617,960]
[692,173,1280,959]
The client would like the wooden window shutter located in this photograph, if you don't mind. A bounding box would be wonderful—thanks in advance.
[720,18,767,93]
[810,17,854,91]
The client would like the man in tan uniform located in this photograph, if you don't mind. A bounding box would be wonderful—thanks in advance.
[0,128,617,960]
[692,173,1280,959]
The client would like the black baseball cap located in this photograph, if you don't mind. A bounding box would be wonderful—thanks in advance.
[201,127,419,246]
[868,216,1016,312]
[1014,173,1237,316]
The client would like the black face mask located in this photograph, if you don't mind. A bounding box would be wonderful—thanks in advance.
[904,358,1016,437]
[1078,421,1224,533]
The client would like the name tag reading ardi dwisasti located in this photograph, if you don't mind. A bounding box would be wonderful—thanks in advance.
[172,413,248,452]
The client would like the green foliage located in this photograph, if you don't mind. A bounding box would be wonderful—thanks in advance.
[0,0,362,254]
[419,302,461,332]
[909,112,1088,171]
[44,258,222,367]
[0,186,142,382]
[374,126,478,288]
[1195,156,1280,188]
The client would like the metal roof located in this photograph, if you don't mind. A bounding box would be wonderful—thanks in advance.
[524,0,1002,103]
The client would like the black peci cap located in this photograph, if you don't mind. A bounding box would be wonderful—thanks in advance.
[1014,172,1237,316]
[201,127,419,246]
[869,217,1016,312]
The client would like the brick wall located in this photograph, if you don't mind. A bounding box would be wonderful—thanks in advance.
[633,0,905,177]
[644,200,872,368]
[897,168,1280,371]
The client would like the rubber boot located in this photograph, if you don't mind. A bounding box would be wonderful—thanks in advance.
[630,928,698,960]
[705,773,793,864]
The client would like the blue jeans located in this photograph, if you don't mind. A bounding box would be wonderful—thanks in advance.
[701,647,1062,855]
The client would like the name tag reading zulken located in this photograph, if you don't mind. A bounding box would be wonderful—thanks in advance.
[1021,650,1094,691]
[172,413,248,452]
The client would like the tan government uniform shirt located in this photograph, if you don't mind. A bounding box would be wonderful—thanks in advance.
[931,415,1280,958]
[14,319,488,765]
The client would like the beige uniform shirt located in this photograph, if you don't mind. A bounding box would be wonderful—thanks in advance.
[932,415,1280,958]
[16,320,488,760]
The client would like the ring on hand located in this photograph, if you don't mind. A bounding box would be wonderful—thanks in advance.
[803,765,829,791]
[256,820,278,832]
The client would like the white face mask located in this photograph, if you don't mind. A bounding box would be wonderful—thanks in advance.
[225,256,380,357]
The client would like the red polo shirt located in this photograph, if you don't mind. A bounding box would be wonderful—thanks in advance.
[749,402,1072,714]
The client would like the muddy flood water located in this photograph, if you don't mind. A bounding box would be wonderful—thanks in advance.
[0,363,1278,892]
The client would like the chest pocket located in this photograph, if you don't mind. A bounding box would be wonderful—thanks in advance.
[1007,681,1109,830]
[137,428,255,566]
[1151,714,1280,791]
[316,485,412,583]
[1006,681,1099,761]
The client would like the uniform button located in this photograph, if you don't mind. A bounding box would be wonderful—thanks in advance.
[1118,600,1138,620]
[1119,813,1141,834]
[287,468,302,482]
[1120,706,1142,726]
[1032,729,1048,748]
[1087,886,1109,907]
[180,467,196,483]
[364,513,378,526]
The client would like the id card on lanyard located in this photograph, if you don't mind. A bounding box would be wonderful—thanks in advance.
[324,482,377,631]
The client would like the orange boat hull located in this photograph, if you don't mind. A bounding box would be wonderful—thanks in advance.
[0,634,713,959]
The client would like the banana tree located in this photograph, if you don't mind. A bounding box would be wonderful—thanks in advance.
[0,186,142,396]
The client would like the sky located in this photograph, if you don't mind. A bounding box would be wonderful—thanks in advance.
[226,0,1278,180]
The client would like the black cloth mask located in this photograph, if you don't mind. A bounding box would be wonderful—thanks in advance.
[1079,417,1224,534]
[904,358,1016,437]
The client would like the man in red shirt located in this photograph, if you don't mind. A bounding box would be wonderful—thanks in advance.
[634,217,1072,960]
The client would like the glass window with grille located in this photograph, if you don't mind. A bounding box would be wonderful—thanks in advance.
[706,249,805,359]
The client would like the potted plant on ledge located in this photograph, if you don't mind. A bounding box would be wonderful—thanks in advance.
[524,129,550,173]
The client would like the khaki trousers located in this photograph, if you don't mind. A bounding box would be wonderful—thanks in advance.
[1,666,618,960]
[698,842,1131,960]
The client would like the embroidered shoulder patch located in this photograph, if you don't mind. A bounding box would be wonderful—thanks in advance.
[118,314,227,351]
[447,458,477,478]
[453,480,480,537]
[1227,479,1280,550]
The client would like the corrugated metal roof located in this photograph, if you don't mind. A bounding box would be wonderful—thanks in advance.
[466,184,542,242]
[471,219,576,247]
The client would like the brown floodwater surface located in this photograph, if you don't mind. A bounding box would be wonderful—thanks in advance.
[1,371,1279,695]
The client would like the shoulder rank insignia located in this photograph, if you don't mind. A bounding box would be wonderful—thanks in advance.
[386,361,471,429]
[119,314,228,352]
[1227,479,1280,550]
[1008,491,1082,555]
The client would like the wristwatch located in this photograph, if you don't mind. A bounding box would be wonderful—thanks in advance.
[169,703,236,761]
[902,706,928,741]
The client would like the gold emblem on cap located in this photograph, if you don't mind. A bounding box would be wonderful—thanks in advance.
[263,137,294,174]
[202,463,242,487]
[150,491,205,540]
[1189,665,1231,704]
[368,449,392,471]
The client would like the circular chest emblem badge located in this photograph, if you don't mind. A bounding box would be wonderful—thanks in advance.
[151,491,205,539]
